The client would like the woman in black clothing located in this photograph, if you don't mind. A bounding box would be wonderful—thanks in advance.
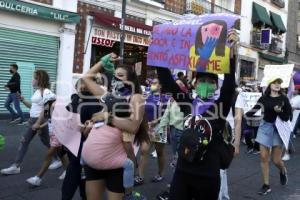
[156,30,238,200]
[246,78,291,195]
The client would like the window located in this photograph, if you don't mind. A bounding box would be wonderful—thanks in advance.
[240,60,255,80]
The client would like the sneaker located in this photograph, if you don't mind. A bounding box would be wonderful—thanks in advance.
[48,160,62,170]
[152,175,164,183]
[258,184,271,195]
[280,168,288,185]
[134,176,144,186]
[59,171,66,180]
[26,176,42,186]
[156,190,169,200]
[17,121,27,126]
[123,191,146,200]
[1,165,20,175]
[282,153,290,161]
[9,117,20,124]
[252,150,260,155]
[246,148,254,154]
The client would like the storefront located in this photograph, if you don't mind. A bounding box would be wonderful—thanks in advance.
[0,0,79,114]
[238,46,259,82]
[88,11,153,82]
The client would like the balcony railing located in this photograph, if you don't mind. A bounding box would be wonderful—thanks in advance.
[250,31,269,50]
[269,37,283,54]
[186,0,234,15]
[271,0,285,8]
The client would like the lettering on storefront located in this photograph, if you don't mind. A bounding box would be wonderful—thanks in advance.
[119,24,151,35]
[93,27,150,46]
[92,37,115,47]
[0,1,38,15]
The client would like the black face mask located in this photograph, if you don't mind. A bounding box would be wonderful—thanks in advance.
[111,76,132,96]
[9,70,14,74]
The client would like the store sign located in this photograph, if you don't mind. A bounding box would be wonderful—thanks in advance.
[0,0,80,23]
[94,27,150,46]
[119,24,152,36]
[92,37,115,47]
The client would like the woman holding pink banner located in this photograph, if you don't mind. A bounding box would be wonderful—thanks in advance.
[81,54,148,200]
[246,78,292,195]
[154,30,238,200]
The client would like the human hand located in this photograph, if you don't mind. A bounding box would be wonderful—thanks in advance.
[274,105,282,113]
[228,29,240,57]
[92,112,108,123]
[197,37,218,60]
[32,123,40,131]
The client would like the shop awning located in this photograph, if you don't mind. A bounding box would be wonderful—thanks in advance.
[252,2,273,27]
[91,11,153,35]
[259,52,287,64]
[270,11,286,33]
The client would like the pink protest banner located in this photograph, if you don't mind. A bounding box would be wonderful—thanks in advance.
[147,14,239,74]
[51,100,82,157]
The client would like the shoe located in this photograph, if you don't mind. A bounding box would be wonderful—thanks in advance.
[152,175,164,183]
[17,121,27,126]
[134,176,144,186]
[252,150,260,155]
[48,160,62,170]
[9,117,20,124]
[59,171,66,180]
[156,190,169,200]
[26,176,42,186]
[282,153,290,161]
[246,148,254,154]
[280,168,288,185]
[1,165,20,175]
[258,184,271,195]
[123,191,147,200]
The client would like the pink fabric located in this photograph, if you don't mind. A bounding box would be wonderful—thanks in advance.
[51,101,82,156]
[82,125,127,170]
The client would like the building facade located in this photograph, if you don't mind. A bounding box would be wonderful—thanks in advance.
[239,0,288,82]
[0,0,80,114]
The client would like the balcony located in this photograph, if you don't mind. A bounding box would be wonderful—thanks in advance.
[269,36,283,54]
[271,0,285,8]
[186,0,234,15]
[250,31,269,50]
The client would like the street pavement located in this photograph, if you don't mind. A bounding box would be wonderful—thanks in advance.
[1,120,300,200]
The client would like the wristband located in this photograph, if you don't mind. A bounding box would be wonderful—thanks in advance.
[107,113,113,126]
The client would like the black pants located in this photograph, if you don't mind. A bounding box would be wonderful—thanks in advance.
[169,169,220,200]
[62,142,86,200]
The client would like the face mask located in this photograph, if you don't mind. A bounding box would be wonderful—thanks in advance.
[195,82,216,99]
[150,85,159,93]
[111,76,131,96]
[9,70,14,74]
[32,79,38,87]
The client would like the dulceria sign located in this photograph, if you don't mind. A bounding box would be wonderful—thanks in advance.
[0,0,80,23]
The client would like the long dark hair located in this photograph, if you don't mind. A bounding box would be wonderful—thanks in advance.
[195,20,227,57]
[35,70,50,89]
[115,64,150,145]
[264,85,283,97]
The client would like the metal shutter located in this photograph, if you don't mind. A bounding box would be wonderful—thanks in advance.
[0,27,59,113]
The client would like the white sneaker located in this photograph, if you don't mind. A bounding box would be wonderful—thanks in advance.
[1,165,20,175]
[282,153,290,161]
[48,160,62,170]
[26,176,42,186]
[58,171,66,180]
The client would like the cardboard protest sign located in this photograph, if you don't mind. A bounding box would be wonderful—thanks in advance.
[261,64,294,88]
[147,14,239,74]
[275,117,292,149]
[240,92,262,115]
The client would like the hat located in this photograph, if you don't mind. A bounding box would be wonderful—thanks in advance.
[267,77,283,85]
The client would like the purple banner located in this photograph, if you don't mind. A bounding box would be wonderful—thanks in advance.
[147,14,239,74]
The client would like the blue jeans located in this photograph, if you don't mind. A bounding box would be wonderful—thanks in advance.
[170,127,183,156]
[123,158,134,188]
[5,93,24,121]
[219,169,230,200]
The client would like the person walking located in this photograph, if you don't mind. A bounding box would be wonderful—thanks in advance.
[246,78,291,195]
[1,70,56,175]
[4,64,25,125]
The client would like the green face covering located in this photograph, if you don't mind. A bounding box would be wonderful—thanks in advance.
[195,82,216,99]
[101,54,115,74]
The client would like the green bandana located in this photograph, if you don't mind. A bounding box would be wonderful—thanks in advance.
[101,54,115,74]
[195,82,216,99]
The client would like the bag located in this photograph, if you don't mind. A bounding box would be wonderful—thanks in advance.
[178,115,213,162]
[219,122,234,169]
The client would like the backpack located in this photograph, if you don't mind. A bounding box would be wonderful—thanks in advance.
[178,114,213,163]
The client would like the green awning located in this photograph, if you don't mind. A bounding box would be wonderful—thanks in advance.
[270,11,286,33]
[252,2,273,27]
[259,52,287,64]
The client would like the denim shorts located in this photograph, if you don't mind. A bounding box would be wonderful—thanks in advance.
[255,121,283,148]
